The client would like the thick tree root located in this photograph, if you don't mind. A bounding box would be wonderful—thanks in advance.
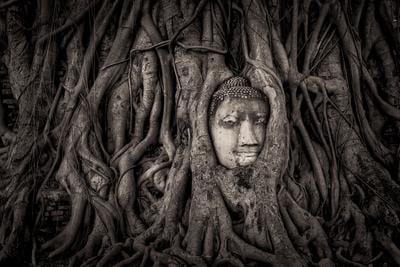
[41,193,88,258]
[0,193,29,265]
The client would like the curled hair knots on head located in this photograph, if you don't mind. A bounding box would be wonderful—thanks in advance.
[209,76,267,117]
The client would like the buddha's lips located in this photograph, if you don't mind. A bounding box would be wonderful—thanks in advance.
[235,147,260,155]
[236,151,259,157]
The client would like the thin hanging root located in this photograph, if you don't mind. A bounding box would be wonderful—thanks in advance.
[289,73,327,206]
[270,25,289,80]
[60,0,119,129]
[361,64,400,120]
[37,0,101,43]
[302,3,329,72]
[289,0,329,207]
[294,113,328,203]
[331,2,394,167]
[141,0,175,160]
[113,89,162,235]
[41,193,88,258]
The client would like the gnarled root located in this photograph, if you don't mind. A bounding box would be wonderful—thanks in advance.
[68,215,107,267]
[374,227,400,265]
[0,187,29,265]
[41,192,89,258]
[279,189,333,264]
[184,184,277,266]
[40,156,93,258]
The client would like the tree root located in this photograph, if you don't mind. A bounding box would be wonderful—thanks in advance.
[41,193,88,258]
[141,0,176,160]
[37,0,102,43]
[279,189,332,261]
[68,223,104,266]
[0,189,29,265]
[374,227,400,265]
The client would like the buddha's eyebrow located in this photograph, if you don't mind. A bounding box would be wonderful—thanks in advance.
[255,112,267,117]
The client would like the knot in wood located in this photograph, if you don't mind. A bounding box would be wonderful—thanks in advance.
[288,69,303,89]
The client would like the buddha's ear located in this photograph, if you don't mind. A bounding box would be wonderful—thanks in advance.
[245,65,289,179]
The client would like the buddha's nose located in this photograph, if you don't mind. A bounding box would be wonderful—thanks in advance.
[238,120,258,147]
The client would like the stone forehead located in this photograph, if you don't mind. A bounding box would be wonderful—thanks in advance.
[209,77,266,116]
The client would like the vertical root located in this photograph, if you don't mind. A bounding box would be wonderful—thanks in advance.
[141,0,176,160]
[41,193,88,258]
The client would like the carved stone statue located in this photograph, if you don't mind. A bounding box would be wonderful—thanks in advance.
[209,76,269,169]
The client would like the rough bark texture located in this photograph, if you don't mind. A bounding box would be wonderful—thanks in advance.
[0,0,400,266]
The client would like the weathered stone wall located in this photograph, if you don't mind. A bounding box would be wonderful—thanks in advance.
[39,189,71,234]
[37,190,71,267]
[0,61,17,129]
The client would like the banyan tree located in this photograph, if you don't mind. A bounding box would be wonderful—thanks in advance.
[0,0,400,266]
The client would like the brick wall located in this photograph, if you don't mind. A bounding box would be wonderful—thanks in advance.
[36,189,71,266]
[0,61,17,129]
[39,189,71,234]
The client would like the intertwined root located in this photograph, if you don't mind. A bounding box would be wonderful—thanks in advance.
[41,193,89,258]
[0,0,400,265]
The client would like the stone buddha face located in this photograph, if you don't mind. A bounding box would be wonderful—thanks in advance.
[209,77,269,169]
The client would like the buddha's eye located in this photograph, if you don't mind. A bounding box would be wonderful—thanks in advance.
[221,117,238,128]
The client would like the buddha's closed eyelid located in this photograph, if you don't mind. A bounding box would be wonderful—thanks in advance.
[219,116,239,127]
[221,115,239,121]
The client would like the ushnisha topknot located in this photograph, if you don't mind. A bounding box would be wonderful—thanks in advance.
[209,76,266,117]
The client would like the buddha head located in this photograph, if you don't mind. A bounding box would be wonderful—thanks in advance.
[209,77,269,169]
